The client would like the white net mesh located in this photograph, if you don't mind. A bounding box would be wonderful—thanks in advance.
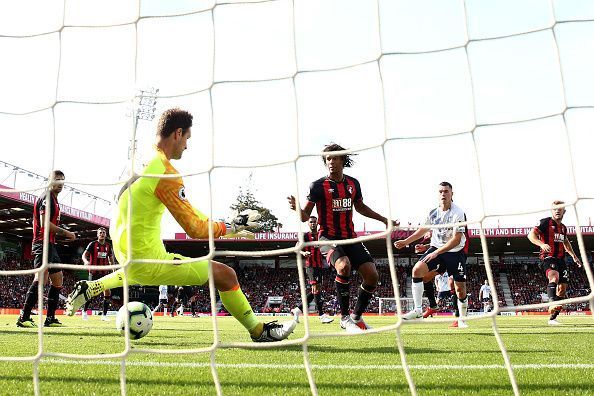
[1,1,594,395]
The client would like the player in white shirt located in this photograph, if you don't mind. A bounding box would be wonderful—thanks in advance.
[395,182,470,328]
[478,280,492,312]
[152,285,170,315]
[435,272,451,308]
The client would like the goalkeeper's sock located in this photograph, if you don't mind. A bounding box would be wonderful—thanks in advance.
[89,271,125,298]
[219,284,260,335]
[547,282,557,301]
[424,280,437,309]
[353,283,376,320]
[22,281,39,320]
[297,292,315,312]
[335,274,351,318]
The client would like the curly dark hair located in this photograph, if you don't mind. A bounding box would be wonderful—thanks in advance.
[156,108,193,138]
[322,143,355,168]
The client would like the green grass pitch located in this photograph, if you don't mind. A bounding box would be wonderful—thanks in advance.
[0,315,592,395]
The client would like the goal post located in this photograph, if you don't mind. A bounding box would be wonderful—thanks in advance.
[378,297,428,315]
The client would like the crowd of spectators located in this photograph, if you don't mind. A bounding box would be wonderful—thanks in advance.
[506,259,591,311]
[0,253,78,310]
[1,253,591,314]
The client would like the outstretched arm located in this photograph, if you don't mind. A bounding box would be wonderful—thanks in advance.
[528,229,551,253]
[287,195,315,222]
[354,200,398,227]
[563,239,582,268]
[155,178,226,239]
[394,227,430,249]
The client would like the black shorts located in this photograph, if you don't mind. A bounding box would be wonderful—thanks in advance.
[306,267,323,285]
[437,291,451,300]
[542,257,569,283]
[482,297,491,303]
[32,242,62,275]
[319,236,373,270]
[421,246,467,282]
[159,298,168,305]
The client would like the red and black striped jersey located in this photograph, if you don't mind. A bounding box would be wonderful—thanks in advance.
[533,217,567,260]
[85,240,113,270]
[307,175,362,239]
[32,192,60,244]
[303,232,325,268]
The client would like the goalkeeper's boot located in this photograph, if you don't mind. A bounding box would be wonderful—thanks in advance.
[320,313,334,324]
[449,320,459,328]
[66,281,91,316]
[351,314,372,330]
[401,309,423,321]
[340,315,364,334]
[422,307,439,318]
[457,320,468,329]
[548,319,561,326]
[290,307,302,323]
[16,316,36,328]
[44,317,63,327]
[252,320,297,342]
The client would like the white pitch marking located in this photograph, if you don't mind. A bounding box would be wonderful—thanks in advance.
[42,359,594,371]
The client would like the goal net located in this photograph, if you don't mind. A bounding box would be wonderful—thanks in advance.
[379,297,429,316]
[1,1,594,396]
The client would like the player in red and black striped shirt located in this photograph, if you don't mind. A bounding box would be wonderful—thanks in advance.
[528,200,582,325]
[288,143,398,332]
[81,227,115,320]
[17,170,77,328]
[291,216,333,324]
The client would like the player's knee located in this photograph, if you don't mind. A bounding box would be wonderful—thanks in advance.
[335,257,351,275]
[212,261,238,291]
[412,264,426,279]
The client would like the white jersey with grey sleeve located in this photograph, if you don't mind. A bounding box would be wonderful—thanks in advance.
[426,203,467,252]
[436,272,450,292]
[479,284,491,299]
[158,285,168,300]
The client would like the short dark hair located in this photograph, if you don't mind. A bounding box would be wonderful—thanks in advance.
[157,108,193,138]
[52,170,65,179]
[309,216,317,220]
[439,181,453,189]
[322,143,355,168]
[98,227,107,232]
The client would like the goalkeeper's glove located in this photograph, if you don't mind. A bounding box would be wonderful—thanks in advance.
[225,209,262,234]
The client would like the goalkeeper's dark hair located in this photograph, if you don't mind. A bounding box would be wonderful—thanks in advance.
[157,108,193,138]
[439,181,453,190]
[322,143,356,168]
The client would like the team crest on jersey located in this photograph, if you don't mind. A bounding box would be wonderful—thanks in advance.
[327,188,334,193]
[347,185,353,194]
[178,186,187,201]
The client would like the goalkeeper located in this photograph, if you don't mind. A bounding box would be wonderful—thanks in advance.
[66,108,296,342]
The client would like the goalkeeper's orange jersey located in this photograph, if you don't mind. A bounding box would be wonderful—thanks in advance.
[110,148,227,261]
